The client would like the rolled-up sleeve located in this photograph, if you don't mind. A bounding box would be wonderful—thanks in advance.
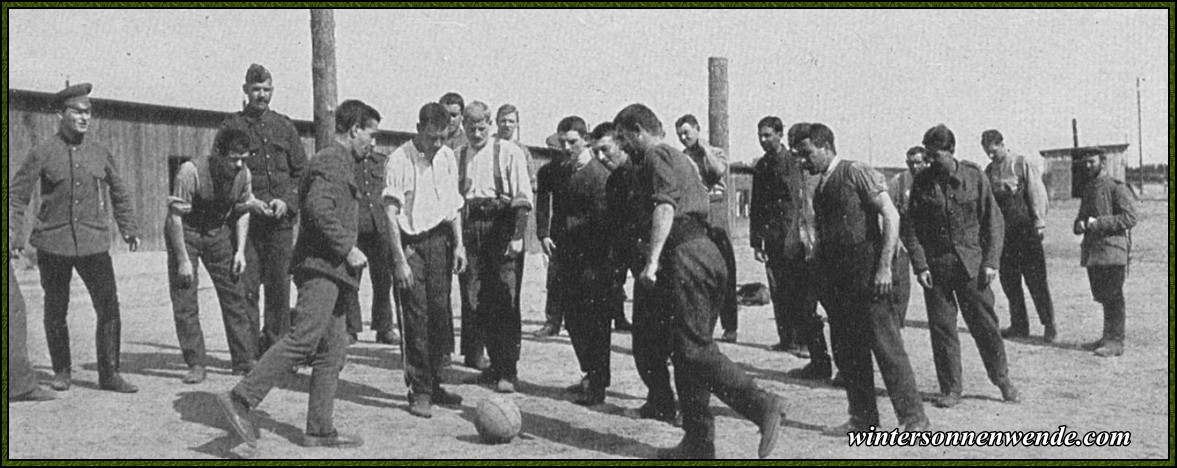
[508,143,534,210]
[168,162,200,215]
[382,149,408,209]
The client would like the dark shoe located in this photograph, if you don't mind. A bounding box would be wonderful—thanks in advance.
[1094,341,1124,357]
[787,344,810,359]
[463,354,490,371]
[49,371,71,391]
[375,330,400,345]
[463,370,499,386]
[1081,338,1106,351]
[758,394,784,459]
[830,371,848,388]
[1000,326,1029,339]
[574,385,606,406]
[99,374,139,394]
[409,394,432,419]
[822,418,873,437]
[12,387,57,402]
[787,361,832,381]
[216,391,257,448]
[718,330,738,343]
[998,380,1021,403]
[495,378,517,394]
[932,392,961,409]
[302,430,364,448]
[1043,323,1057,343]
[655,440,716,460]
[183,365,207,384]
[613,317,633,332]
[564,376,589,394]
[533,324,560,338]
[903,417,931,432]
[433,387,464,407]
[625,402,678,426]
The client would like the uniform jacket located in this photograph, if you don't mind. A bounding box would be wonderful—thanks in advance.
[1075,173,1136,267]
[220,109,307,228]
[354,149,391,237]
[902,158,1004,279]
[750,147,816,260]
[9,132,139,257]
[290,142,361,288]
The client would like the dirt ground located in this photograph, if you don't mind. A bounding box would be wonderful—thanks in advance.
[5,198,1171,460]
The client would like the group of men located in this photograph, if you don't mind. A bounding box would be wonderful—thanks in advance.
[7,63,1137,459]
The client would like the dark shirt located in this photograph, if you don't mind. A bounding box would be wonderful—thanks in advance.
[168,154,253,232]
[220,108,307,228]
[605,161,640,265]
[632,142,711,250]
[9,132,139,257]
[1075,173,1137,267]
[750,146,816,259]
[813,159,887,289]
[354,149,390,236]
[536,157,611,254]
[902,158,1004,278]
[290,142,361,288]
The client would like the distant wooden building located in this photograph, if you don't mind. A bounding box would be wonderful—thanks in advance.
[1039,143,1128,199]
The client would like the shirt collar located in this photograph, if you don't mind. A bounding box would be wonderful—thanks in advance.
[822,154,842,178]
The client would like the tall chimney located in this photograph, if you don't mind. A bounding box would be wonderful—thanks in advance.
[1072,118,1079,147]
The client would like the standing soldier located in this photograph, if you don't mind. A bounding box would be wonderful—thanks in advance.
[981,130,1056,342]
[221,64,307,359]
[1073,148,1136,357]
[616,104,783,459]
[457,101,533,393]
[903,124,1019,409]
[789,123,929,435]
[165,128,264,384]
[216,99,380,449]
[9,82,141,393]
[342,143,398,346]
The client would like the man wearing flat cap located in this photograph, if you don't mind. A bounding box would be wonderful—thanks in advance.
[9,82,142,393]
[221,64,308,363]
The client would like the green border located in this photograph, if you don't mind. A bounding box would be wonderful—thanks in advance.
[2,2,1174,466]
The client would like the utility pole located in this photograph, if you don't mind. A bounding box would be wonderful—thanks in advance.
[708,57,731,231]
[311,9,338,152]
[1136,77,1144,192]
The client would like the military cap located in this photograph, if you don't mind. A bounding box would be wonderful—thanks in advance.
[55,82,92,109]
[245,63,272,84]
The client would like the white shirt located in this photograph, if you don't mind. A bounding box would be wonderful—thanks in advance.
[458,138,533,209]
[383,141,464,235]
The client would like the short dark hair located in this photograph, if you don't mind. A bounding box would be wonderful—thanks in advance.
[496,104,518,121]
[614,103,663,136]
[439,92,465,112]
[419,102,450,129]
[214,128,252,155]
[981,129,1004,147]
[757,116,783,134]
[675,114,700,129]
[556,116,588,137]
[788,122,836,154]
[922,124,956,153]
[590,121,616,141]
[335,99,381,133]
[906,145,926,157]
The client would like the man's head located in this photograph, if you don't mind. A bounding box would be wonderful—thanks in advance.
[439,92,465,137]
[757,116,784,154]
[463,101,493,150]
[675,114,701,149]
[1075,147,1106,179]
[613,103,663,157]
[590,121,628,171]
[788,122,837,175]
[905,145,929,175]
[55,83,93,137]
[415,102,451,156]
[335,99,382,156]
[556,116,589,159]
[496,104,520,140]
[922,124,957,171]
[212,127,253,171]
[242,64,274,114]
[980,129,1009,163]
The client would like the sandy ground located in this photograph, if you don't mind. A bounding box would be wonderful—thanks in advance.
[5,198,1171,460]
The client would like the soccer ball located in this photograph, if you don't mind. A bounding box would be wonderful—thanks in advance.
[474,397,522,444]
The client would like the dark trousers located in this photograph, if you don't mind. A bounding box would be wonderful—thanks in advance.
[167,227,258,369]
[561,250,612,388]
[38,251,123,380]
[821,277,925,426]
[542,257,563,330]
[999,235,1055,331]
[459,214,523,379]
[765,255,829,362]
[344,228,394,335]
[1086,266,1126,342]
[660,236,774,447]
[398,227,455,396]
[629,259,675,408]
[604,260,631,324]
[243,220,293,352]
[892,248,913,326]
[924,260,1010,395]
[8,261,38,397]
[232,273,349,436]
[710,226,739,333]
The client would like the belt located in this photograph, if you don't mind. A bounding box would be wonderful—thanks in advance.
[401,223,448,244]
[464,197,513,219]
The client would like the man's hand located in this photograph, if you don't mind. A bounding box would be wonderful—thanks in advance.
[981,267,998,287]
[873,265,894,297]
[243,199,272,217]
[346,247,368,270]
[916,270,934,290]
[124,235,141,252]
[505,239,524,258]
[393,262,414,290]
[1036,225,1046,240]
[753,247,768,263]
[638,263,658,289]
[232,250,247,277]
[453,245,467,274]
[541,237,557,257]
[269,199,288,219]
[176,258,195,288]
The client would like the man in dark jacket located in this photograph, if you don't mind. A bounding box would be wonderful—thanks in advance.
[216,99,380,450]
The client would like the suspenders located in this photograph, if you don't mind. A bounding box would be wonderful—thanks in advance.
[459,140,506,199]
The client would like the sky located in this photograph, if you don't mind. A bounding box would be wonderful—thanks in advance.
[8,8,1170,168]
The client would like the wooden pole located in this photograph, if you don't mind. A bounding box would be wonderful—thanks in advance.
[708,57,732,228]
[1136,77,1144,191]
[311,9,338,152]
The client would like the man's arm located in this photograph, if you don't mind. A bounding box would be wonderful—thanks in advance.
[1021,157,1049,233]
[1090,182,1138,233]
[449,210,467,274]
[900,177,930,283]
[640,203,675,287]
[279,119,308,219]
[8,149,42,251]
[869,190,900,295]
[700,146,729,189]
[105,151,140,248]
[384,201,413,288]
[304,164,354,261]
[507,145,534,252]
[978,171,1004,284]
[166,162,199,285]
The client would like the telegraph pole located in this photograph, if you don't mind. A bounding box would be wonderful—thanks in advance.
[311,9,338,152]
[1136,77,1144,192]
